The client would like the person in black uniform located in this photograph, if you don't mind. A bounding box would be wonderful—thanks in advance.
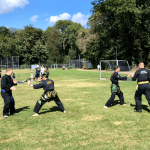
[29,72,66,116]
[1,68,17,118]
[35,65,41,82]
[131,62,150,112]
[104,66,131,108]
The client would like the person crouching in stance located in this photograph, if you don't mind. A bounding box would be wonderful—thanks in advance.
[1,68,17,118]
[29,72,66,116]
[104,66,130,108]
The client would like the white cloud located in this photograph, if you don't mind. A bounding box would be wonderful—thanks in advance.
[0,0,29,14]
[72,12,89,26]
[30,15,39,22]
[49,13,71,24]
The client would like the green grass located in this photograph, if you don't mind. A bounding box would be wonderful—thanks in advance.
[0,69,150,150]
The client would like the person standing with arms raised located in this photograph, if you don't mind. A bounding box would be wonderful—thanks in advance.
[1,68,17,118]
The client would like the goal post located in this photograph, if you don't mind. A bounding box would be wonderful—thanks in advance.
[99,60,131,80]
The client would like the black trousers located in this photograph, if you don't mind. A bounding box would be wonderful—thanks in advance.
[1,92,15,116]
[135,83,150,111]
[105,91,125,107]
[34,99,65,114]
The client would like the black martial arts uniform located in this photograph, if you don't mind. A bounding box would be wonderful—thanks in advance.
[132,68,150,111]
[1,74,17,116]
[33,79,65,114]
[105,72,127,107]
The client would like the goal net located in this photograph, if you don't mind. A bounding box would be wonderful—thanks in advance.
[99,60,131,80]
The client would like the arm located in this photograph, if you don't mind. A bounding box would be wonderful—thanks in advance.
[115,72,128,80]
[33,82,44,89]
[132,71,138,81]
[12,78,17,86]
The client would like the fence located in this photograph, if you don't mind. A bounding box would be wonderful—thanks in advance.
[0,56,19,69]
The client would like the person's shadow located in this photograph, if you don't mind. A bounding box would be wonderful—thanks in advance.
[130,103,150,112]
[15,106,30,113]
[111,100,120,107]
[40,106,61,115]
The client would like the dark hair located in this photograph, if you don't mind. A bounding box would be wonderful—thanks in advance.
[114,65,120,70]
[45,66,48,70]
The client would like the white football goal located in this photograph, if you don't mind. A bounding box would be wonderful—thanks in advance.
[99,60,131,80]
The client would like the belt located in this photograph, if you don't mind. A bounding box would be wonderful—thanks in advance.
[136,81,149,90]
[138,81,149,84]
[1,89,14,102]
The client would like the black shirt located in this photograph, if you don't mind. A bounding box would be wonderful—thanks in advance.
[35,67,41,74]
[110,72,127,85]
[132,68,150,83]
[1,74,17,92]
[33,79,54,93]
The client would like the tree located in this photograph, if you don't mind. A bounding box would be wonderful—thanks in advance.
[89,0,150,65]
[15,25,48,64]
[43,27,62,63]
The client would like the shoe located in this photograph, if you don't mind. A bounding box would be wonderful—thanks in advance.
[12,113,17,115]
[32,113,39,116]
[134,110,142,113]
[121,104,126,106]
[4,115,8,118]
[63,111,66,113]
[104,106,109,108]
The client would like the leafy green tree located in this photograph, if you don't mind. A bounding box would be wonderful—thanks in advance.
[88,0,150,65]
[43,27,62,63]
[15,25,48,64]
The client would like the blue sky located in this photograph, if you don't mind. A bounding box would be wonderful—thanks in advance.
[0,0,93,30]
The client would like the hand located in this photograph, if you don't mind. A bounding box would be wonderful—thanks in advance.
[131,73,134,77]
[127,73,131,78]
[10,87,16,90]
[13,79,17,84]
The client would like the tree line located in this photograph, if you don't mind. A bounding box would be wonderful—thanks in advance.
[0,0,150,67]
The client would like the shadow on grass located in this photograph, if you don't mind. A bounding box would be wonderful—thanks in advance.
[40,106,61,115]
[15,106,30,113]
[130,103,150,112]
[111,100,120,107]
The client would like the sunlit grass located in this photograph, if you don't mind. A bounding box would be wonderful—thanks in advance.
[0,69,150,150]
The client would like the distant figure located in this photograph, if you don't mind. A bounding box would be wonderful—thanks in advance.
[31,71,34,81]
[97,64,100,71]
[35,65,41,82]
[12,72,15,79]
[40,65,45,80]
[62,66,65,70]
[44,66,49,78]
[0,68,2,80]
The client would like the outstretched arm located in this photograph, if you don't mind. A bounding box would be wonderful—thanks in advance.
[132,71,138,81]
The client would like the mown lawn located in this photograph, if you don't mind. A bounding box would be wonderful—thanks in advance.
[0,69,150,150]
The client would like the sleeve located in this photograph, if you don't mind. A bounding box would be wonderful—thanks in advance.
[1,76,11,92]
[115,73,127,80]
[33,82,44,89]
[132,71,138,81]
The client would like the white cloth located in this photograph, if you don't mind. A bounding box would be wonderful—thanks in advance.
[97,65,100,69]
[41,67,45,74]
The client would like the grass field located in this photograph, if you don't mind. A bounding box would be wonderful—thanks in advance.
[0,69,150,150]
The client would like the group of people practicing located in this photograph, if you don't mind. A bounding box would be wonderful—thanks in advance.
[104,62,150,113]
[1,66,65,118]
[1,62,150,118]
